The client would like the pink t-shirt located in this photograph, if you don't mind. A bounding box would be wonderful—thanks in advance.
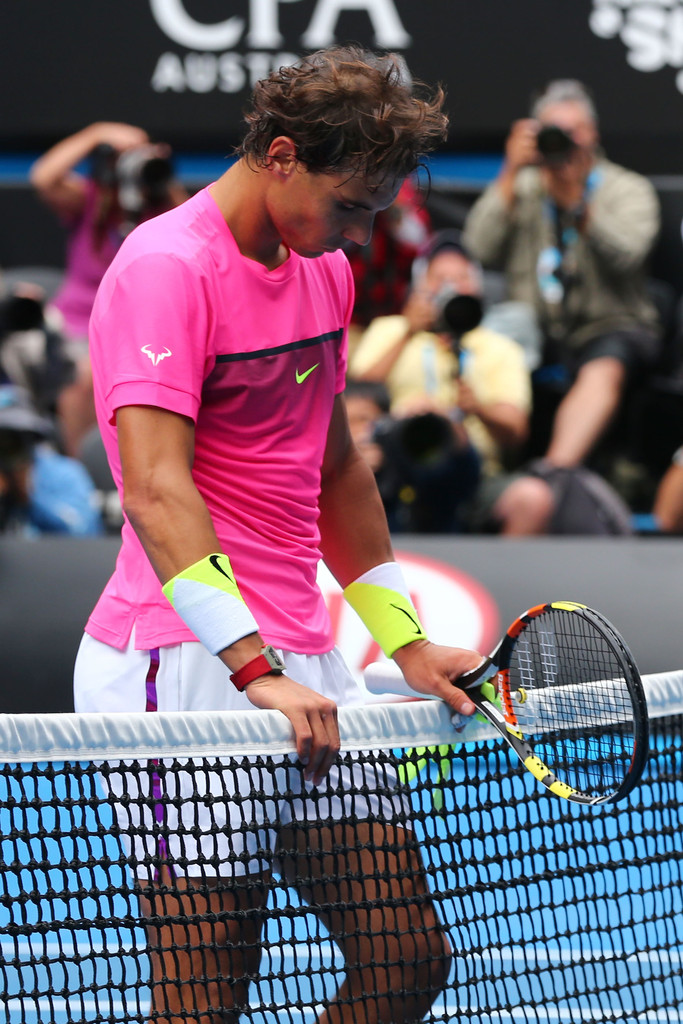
[86,186,352,654]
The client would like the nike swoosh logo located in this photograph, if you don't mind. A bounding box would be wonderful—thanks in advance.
[209,554,234,583]
[295,363,320,384]
[390,603,421,634]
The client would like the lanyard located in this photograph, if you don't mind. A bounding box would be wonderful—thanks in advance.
[537,167,601,311]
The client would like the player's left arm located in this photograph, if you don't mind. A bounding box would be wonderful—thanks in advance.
[318,392,394,586]
[318,393,481,710]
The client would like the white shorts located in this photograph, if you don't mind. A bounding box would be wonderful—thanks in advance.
[74,633,409,879]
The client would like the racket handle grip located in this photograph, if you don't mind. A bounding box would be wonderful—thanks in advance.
[458,657,495,690]
[364,663,436,699]
[364,658,495,699]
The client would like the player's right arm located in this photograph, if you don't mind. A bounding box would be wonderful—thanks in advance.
[117,403,340,783]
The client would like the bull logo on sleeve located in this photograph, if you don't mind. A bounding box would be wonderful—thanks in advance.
[141,345,173,366]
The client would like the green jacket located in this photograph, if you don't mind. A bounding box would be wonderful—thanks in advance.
[463,158,661,348]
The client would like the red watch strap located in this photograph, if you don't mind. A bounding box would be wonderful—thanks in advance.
[230,654,278,692]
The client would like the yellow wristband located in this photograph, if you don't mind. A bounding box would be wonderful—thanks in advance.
[343,563,427,658]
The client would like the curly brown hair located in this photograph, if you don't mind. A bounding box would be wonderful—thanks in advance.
[237,45,448,182]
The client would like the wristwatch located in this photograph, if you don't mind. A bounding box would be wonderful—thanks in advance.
[230,644,286,691]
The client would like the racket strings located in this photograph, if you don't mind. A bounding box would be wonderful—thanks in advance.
[506,609,637,799]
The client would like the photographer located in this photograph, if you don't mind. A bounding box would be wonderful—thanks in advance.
[30,122,187,455]
[0,279,73,420]
[349,231,531,531]
[0,385,102,536]
[463,80,661,480]
[345,377,481,533]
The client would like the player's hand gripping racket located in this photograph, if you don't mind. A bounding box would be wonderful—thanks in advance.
[365,601,649,805]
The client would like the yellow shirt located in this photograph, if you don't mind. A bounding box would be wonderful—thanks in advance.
[349,316,531,475]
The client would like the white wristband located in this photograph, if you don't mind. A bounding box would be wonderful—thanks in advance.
[162,553,259,655]
[170,581,259,655]
[352,561,413,598]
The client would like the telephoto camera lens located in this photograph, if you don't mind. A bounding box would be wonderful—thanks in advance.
[433,287,483,339]
[536,125,576,165]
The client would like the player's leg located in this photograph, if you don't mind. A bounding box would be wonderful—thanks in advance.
[138,869,270,1024]
[134,747,276,1024]
[74,636,274,1024]
[278,819,452,1024]
[273,650,452,1022]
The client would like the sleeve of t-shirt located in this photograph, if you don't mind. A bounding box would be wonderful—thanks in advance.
[90,250,213,425]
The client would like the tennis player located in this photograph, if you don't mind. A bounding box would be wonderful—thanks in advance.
[74,45,483,1024]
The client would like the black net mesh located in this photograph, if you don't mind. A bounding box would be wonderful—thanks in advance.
[1,686,681,1023]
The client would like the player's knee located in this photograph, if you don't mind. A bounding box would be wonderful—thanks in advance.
[495,476,555,534]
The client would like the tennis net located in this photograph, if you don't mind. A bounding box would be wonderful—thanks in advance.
[1,669,682,1024]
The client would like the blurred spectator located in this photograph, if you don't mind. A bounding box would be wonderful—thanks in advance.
[345,378,392,481]
[78,423,123,535]
[344,379,398,521]
[652,446,683,533]
[345,178,432,355]
[0,385,102,536]
[464,79,661,478]
[0,278,73,420]
[30,122,187,455]
[492,458,634,535]
[345,376,480,533]
[349,230,531,530]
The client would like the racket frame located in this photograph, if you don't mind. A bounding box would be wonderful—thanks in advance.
[369,601,650,806]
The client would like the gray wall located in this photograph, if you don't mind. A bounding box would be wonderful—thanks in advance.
[1,536,681,713]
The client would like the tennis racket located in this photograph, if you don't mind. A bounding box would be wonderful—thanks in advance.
[365,601,649,805]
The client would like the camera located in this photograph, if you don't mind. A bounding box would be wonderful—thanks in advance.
[373,410,455,467]
[0,289,74,414]
[433,286,483,340]
[116,145,174,213]
[0,292,45,336]
[90,142,174,214]
[371,410,480,532]
[90,143,119,188]
[536,124,576,165]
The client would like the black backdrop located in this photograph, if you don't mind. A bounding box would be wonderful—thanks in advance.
[3,0,683,172]
[4,1,683,282]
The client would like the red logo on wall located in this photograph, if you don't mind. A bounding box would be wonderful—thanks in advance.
[317,550,500,682]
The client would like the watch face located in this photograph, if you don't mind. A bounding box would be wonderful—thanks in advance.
[262,645,286,673]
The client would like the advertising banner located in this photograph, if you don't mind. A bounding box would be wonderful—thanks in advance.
[3,1,683,171]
